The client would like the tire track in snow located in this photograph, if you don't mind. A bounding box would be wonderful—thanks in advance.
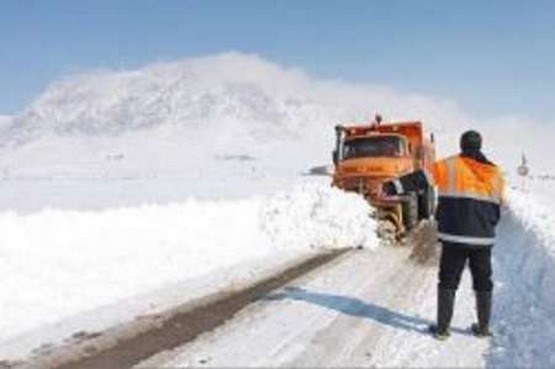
[21,250,348,369]
[138,229,491,368]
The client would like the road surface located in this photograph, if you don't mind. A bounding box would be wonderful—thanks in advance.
[136,230,489,368]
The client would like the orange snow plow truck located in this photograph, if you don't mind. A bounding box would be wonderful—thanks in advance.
[332,115,436,234]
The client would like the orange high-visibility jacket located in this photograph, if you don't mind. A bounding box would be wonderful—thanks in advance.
[394,154,505,246]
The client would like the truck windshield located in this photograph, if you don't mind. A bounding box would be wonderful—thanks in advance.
[343,136,405,159]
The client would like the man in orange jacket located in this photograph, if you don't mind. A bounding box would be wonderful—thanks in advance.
[383,130,505,340]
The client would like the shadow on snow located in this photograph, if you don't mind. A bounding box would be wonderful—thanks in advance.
[264,286,469,336]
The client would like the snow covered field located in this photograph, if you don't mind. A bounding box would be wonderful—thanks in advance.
[0,53,554,366]
[0,183,378,357]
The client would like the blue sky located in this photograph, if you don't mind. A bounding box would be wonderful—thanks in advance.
[1,0,555,119]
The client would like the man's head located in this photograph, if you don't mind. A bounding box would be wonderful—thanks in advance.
[460,130,482,153]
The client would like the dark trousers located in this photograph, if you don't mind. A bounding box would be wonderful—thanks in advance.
[438,242,493,292]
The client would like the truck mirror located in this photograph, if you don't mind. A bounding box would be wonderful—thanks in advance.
[430,133,435,143]
[416,146,424,160]
[332,150,338,165]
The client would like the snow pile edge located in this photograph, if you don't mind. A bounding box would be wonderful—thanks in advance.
[262,183,378,251]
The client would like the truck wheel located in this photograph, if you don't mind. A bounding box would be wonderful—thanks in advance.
[403,192,419,230]
[418,186,435,220]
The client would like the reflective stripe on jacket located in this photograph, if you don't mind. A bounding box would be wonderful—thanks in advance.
[397,155,504,246]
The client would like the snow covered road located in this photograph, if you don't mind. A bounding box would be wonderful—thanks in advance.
[137,233,489,368]
[133,192,555,369]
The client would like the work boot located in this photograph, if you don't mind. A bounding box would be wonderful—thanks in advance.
[428,288,456,340]
[471,291,493,337]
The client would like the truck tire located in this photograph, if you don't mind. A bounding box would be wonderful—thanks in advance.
[418,186,436,220]
[403,192,419,231]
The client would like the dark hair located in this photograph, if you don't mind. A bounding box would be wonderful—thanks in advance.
[460,130,482,152]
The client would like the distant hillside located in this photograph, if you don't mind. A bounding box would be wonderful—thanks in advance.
[1,53,468,146]
[0,52,550,177]
[1,53,340,146]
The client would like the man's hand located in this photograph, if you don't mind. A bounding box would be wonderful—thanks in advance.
[382,181,398,196]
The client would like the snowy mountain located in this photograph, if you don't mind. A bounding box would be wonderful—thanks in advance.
[0,52,553,178]
[2,53,463,142]
[0,53,471,179]
[6,55,319,141]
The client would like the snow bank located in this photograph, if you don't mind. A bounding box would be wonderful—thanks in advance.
[501,189,555,307]
[488,189,555,367]
[506,189,555,258]
[0,183,377,343]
